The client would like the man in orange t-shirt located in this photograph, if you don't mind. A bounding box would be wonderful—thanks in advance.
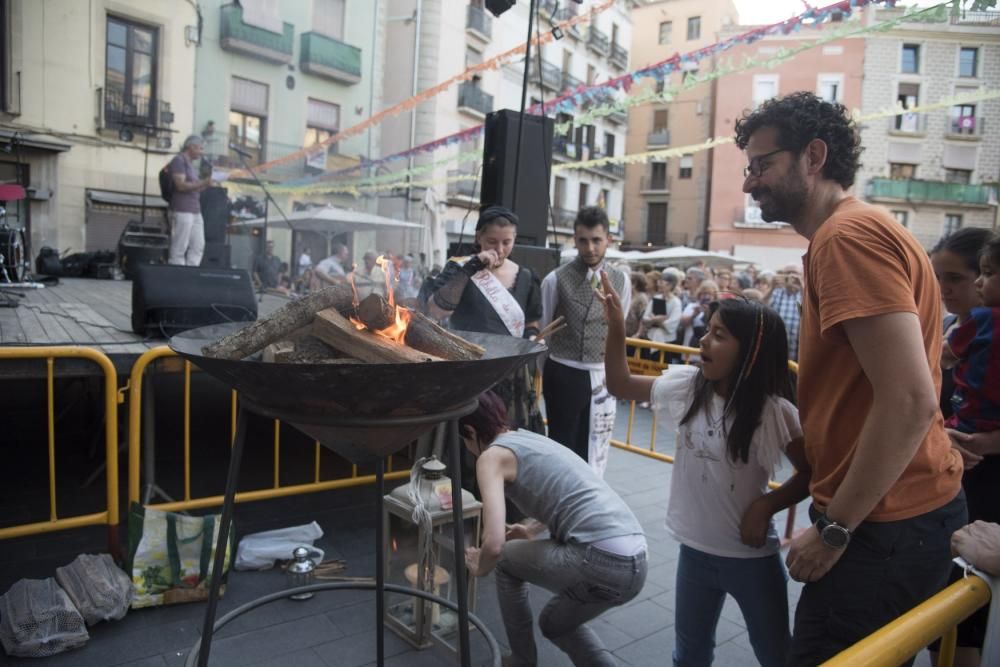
[735,92,965,666]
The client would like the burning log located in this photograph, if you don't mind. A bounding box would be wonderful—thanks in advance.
[203,285,355,360]
[312,308,442,364]
[355,294,485,362]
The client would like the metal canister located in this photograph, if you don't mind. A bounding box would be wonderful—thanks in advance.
[286,547,316,600]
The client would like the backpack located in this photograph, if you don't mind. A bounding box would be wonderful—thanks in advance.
[158,162,175,203]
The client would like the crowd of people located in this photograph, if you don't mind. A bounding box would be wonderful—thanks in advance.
[422,91,999,667]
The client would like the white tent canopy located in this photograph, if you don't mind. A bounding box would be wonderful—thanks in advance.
[623,246,755,266]
[233,204,424,234]
[559,247,631,263]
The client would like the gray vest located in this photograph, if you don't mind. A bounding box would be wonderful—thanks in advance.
[548,258,627,363]
[495,430,643,544]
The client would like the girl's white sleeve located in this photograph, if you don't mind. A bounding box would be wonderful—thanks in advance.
[753,397,802,476]
[650,364,699,429]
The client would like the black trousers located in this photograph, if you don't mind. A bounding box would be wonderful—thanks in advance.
[542,359,592,462]
[787,491,967,666]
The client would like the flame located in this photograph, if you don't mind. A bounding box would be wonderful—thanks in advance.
[391,538,398,552]
[346,263,360,308]
[375,254,394,308]
[372,305,411,345]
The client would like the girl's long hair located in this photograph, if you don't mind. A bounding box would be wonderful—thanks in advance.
[680,299,795,463]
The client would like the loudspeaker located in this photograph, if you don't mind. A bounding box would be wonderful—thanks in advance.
[200,242,231,269]
[131,264,257,336]
[118,219,169,280]
[481,109,554,247]
[509,245,560,281]
[200,186,230,243]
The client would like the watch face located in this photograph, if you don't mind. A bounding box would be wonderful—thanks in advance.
[821,525,849,548]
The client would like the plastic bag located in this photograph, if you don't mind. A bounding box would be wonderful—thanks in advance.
[0,578,89,658]
[235,521,324,570]
[55,553,133,625]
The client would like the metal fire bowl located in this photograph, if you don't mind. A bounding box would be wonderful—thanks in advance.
[169,322,545,462]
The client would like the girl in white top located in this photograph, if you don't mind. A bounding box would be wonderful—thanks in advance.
[596,272,810,667]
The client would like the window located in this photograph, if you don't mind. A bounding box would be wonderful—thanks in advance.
[586,64,596,86]
[105,16,159,126]
[229,77,269,166]
[895,83,920,132]
[650,162,668,190]
[578,183,590,210]
[945,169,972,184]
[313,0,345,40]
[647,203,667,245]
[658,21,672,45]
[891,210,909,228]
[753,74,779,109]
[653,109,668,132]
[687,16,701,41]
[949,103,977,135]
[466,47,482,68]
[679,155,693,179]
[599,189,610,210]
[304,98,340,155]
[655,79,665,95]
[901,44,919,74]
[959,47,978,78]
[944,214,963,236]
[604,132,615,158]
[889,163,917,180]
[817,74,843,103]
[554,176,567,210]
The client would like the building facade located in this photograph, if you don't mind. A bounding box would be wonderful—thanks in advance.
[622,0,738,251]
[857,6,999,250]
[379,0,633,268]
[706,22,864,269]
[0,0,197,255]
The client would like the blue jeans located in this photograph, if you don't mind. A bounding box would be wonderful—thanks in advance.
[674,545,790,667]
[495,539,647,666]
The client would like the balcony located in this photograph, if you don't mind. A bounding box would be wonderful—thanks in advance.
[640,174,671,193]
[587,27,610,55]
[866,178,996,208]
[946,116,984,139]
[528,59,562,92]
[889,114,926,136]
[102,87,174,130]
[561,71,583,94]
[607,109,627,125]
[466,4,492,41]
[457,82,493,118]
[950,10,1000,25]
[552,207,577,227]
[553,136,580,161]
[300,32,362,84]
[447,171,479,201]
[220,3,293,65]
[600,162,625,179]
[647,129,670,146]
[610,43,628,70]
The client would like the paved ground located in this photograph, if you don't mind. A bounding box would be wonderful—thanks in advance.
[0,403,934,666]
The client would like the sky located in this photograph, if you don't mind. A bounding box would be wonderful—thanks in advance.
[732,0,949,25]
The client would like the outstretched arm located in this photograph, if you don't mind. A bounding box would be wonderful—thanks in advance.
[597,270,655,403]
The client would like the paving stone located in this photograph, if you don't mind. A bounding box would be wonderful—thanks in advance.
[602,599,673,640]
[613,626,676,666]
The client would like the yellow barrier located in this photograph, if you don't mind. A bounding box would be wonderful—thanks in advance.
[822,575,991,667]
[0,347,120,554]
[611,338,801,537]
[127,347,409,514]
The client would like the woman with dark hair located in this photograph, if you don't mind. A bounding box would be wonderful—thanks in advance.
[459,391,646,667]
[421,206,543,430]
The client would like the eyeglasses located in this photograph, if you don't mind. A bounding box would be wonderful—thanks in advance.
[743,148,789,179]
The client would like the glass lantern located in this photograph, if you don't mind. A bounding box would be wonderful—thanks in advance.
[383,457,482,654]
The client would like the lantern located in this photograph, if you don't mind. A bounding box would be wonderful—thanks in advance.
[383,457,482,653]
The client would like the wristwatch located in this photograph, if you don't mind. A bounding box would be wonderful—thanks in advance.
[815,513,851,549]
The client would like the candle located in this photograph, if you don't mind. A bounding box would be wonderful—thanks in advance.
[404,563,451,625]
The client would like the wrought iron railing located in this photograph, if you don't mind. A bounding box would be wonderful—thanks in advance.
[466,4,492,39]
[103,87,174,129]
[561,71,583,93]
[866,177,996,206]
[447,171,479,200]
[647,129,670,146]
[610,43,628,69]
[587,27,610,54]
[457,82,493,116]
[947,115,984,137]
[529,59,563,91]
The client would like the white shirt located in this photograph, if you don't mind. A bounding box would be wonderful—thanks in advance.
[540,261,632,372]
[642,294,682,344]
[315,255,345,277]
[298,253,312,271]
[652,365,802,558]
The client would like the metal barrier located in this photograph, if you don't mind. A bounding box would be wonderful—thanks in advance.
[822,573,993,667]
[611,338,801,539]
[127,347,409,513]
[0,347,120,554]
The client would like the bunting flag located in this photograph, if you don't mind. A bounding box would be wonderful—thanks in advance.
[230,0,616,178]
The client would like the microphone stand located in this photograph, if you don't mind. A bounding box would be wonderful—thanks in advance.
[231,147,294,303]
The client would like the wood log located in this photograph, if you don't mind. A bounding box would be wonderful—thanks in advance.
[262,341,295,363]
[353,295,486,361]
[356,293,395,331]
[312,308,442,364]
[202,284,354,360]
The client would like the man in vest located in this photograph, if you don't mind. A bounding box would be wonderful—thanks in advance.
[541,206,631,477]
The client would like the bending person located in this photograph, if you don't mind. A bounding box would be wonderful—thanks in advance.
[460,391,647,667]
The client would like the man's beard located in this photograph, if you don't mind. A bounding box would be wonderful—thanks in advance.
[751,171,807,224]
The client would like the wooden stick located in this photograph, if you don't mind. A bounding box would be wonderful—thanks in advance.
[312,308,442,364]
[354,294,485,361]
[202,284,355,360]
[536,316,566,341]
[356,293,395,331]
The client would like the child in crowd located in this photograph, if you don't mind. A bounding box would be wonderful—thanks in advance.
[597,272,810,667]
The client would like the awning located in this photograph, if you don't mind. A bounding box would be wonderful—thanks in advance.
[86,189,169,209]
[233,204,424,234]
[0,129,71,153]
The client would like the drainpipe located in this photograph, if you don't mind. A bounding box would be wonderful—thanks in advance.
[404,0,422,223]
[367,0,380,216]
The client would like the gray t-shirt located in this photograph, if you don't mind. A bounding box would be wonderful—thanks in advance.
[494,429,644,545]
[168,153,201,214]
